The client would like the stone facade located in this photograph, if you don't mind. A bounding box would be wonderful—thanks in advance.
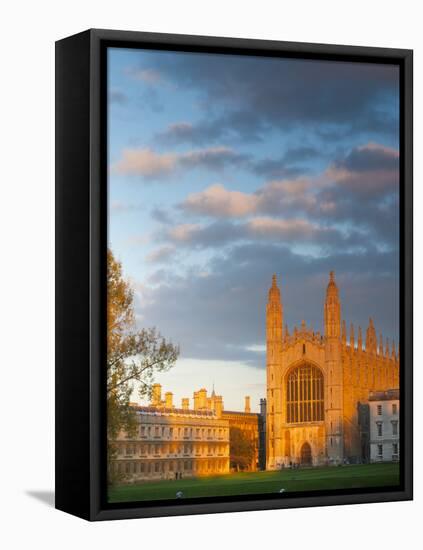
[266,272,399,469]
[222,396,260,471]
[111,385,261,482]
[368,389,400,463]
[112,404,230,482]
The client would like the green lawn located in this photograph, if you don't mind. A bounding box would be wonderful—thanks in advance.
[108,463,400,503]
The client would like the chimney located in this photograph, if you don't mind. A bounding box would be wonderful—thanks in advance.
[198,388,207,410]
[245,396,251,413]
[151,383,162,406]
[214,395,223,418]
[165,391,173,409]
[181,398,190,410]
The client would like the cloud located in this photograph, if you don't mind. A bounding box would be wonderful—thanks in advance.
[134,243,399,365]
[113,148,175,177]
[181,183,256,218]
[164,217,353,251]
[167,223,202,242]
[127,67,163,84]
[325,142,399,197]
[175,142,399,251]
[252,146,319,178]
[179,178,317,219]
[151,207,173,225]
[112,146,248,179]
[109,89,128,105]
[247,217,321,239]
[146,246,176,263]
[149,53,399,145]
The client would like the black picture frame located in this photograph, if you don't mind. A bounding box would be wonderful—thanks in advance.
[55,28,413,521]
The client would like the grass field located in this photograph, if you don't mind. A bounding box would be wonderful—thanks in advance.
[108,463,400,503]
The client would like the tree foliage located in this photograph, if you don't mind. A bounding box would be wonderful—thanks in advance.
[229,427,255,472]
[107,249,179,481]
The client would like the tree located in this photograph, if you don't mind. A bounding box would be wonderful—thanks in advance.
[107,249,179,482]
[229,427,255,472]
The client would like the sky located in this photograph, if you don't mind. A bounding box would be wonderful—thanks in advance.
[108,47,400,412]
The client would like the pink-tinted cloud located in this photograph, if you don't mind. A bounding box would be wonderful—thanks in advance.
[168,223,202,242]
[179,178,316,218]
[127,67,163,84]
[112,146,247,179]
[164,217,342,249]
[182,183,256,217]
[325,142,399,196]
[146,245,176,263]
[113,148,176,177]
[246,217,319,239]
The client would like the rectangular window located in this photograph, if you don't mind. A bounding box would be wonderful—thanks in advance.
[377,422,383,436]
[377,444,383,457]
[393,443,398,455]
[392,421,398,435]
[392,404,398,415]
[377,404,382,415]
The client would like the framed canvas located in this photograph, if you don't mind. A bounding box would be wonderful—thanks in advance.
[55,29,413,521]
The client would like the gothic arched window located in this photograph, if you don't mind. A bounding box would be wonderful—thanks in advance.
[286,364,324,423]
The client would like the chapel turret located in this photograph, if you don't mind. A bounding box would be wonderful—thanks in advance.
[324,271,341,338]
[266,274,283,344]
[266,274,283,469]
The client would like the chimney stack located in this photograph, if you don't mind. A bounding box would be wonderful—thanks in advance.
[245,395,251,413]
[165,391,173,409]
[151,383,162,406]
[181,397,189,410]
[213,395,223,418]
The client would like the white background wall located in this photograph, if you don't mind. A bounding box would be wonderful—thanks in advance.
[0,1,420,548]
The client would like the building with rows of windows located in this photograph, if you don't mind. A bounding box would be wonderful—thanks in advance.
[266,272,400,468]
[368,389,400,463]
[111,385,261,482]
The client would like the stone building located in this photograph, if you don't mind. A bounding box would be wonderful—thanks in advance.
[222,396,261,471]
[266,272,399,468]
[112,385,230,482]
[368,389,400,463]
